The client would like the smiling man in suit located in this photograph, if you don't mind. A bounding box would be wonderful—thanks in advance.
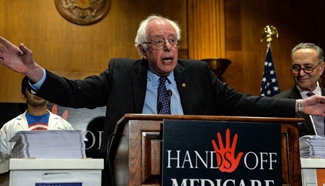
[274,43,325,136]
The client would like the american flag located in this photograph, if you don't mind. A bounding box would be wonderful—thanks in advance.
[260,44,280,96]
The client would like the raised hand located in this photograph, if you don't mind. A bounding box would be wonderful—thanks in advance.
[211,128,243,173]
[0,36,43,82]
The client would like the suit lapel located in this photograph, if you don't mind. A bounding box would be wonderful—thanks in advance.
[132,60,148,112]
[174,64,191,114]
[321,87,325,96]
[287,86,301,99]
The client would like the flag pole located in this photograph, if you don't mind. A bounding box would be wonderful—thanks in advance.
[260,25,280,97]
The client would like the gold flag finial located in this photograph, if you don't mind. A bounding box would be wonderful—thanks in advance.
[261,25,278,43]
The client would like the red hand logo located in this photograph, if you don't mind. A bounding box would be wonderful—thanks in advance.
[211,128,243,173]
[51,104,69,120]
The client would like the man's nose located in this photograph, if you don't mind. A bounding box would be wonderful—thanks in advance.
[163,41,172,51]
[298,68,307,75]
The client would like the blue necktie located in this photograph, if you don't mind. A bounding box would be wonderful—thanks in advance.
[307,92,325,135]
[157,76,169,114]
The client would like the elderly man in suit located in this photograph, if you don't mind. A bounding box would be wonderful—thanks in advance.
[2,15,325,185]
[275,43,325,136]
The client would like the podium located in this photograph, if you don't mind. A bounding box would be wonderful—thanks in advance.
[109,114,303,186]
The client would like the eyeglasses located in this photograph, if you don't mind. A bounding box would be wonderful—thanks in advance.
[290,62,323,74]
[142,38,180,49]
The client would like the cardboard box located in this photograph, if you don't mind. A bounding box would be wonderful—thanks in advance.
[0,158,103,186]
[301,158,325,186]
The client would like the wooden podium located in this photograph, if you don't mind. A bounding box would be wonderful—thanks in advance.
[108,114,303,186]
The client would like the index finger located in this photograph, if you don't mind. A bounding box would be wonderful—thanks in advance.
[0,36,23,55]
[0,36,12,48]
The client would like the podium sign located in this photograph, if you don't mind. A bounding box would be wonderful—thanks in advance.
[162,120,282,185]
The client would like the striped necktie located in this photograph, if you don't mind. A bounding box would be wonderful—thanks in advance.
[307,92,325,135]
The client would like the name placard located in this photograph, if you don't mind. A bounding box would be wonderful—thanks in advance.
[162,119,282,186]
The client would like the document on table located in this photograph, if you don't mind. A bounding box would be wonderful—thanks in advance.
[9,130,86,159]
[300,135,325,158]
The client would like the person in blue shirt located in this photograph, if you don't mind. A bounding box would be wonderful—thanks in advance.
[0,76,73,163]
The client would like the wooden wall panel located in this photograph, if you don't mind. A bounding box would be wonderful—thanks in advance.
[0,0,187,102]
[187,0,226,59]
[1,0,325,102]
[223,0,325,95]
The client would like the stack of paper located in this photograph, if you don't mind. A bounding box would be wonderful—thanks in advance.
[299,135,325,158]
[9,130,86,159]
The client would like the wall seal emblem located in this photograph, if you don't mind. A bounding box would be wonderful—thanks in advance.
[54,0,111,25]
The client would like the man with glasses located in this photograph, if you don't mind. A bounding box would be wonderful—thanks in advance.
[275,43,325,136]
[2,15,325,185]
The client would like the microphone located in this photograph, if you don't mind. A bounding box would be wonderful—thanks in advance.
[167,89,173,98]
[166,90,172,114]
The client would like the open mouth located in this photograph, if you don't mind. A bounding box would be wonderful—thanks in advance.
[162,58,173,63]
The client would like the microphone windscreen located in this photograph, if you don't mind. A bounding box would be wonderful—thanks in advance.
[167,90,173,97]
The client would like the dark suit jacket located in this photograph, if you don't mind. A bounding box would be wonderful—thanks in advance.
[36,58,296,154]
[274,86,325,137]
